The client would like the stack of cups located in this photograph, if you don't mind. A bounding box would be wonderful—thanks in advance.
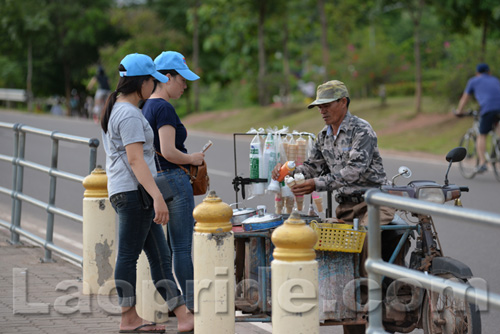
[288,141,297,163]
[275,192,283,214]
[284,175,296,214]
[294,173,305,211]
[296,137,307,166]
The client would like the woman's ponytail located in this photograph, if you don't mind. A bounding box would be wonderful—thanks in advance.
[100,90,118,133]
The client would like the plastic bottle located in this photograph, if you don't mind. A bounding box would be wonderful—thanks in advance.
[262,133,276,182]
[250,134,264,195]
[277,161,296,182]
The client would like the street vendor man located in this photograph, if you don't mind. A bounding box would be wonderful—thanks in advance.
[272,79,394,334]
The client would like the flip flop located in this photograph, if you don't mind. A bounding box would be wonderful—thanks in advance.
[119,322,165,333]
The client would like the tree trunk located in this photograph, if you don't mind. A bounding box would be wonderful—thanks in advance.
[282,5,290,108]
[410,0,424,114]
[318,0,329,82]
[257,0,267,106]
[480,19,488,62]
[192,0,200,113]
[64,61,72,117]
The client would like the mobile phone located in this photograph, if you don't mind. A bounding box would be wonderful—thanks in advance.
[201,140,213,153]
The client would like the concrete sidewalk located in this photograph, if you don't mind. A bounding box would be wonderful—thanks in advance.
[0,228,270,334]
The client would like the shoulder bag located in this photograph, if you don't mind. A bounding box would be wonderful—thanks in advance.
[156,151,209,196]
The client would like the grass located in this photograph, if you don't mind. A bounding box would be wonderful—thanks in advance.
[185,96,474,156]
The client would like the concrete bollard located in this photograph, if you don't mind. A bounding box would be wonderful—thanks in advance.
[193,190,234,334]
[271,210,319,334]
[136,225,169,323]
[82,167,116,295]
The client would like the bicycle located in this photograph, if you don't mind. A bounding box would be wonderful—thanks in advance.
[455,109,500,181]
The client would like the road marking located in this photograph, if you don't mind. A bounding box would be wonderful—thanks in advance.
[208,169,233,178]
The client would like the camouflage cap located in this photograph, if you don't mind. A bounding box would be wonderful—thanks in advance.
[307,80,349,109]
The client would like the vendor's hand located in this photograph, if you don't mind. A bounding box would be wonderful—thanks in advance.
[271,163,282,181]
[291,179,315,196]
[190,152,205,166]
[153,197,169,225]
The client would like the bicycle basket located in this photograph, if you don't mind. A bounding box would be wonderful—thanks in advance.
[311,222,366,253]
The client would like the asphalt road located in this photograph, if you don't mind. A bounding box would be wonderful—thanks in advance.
[0,109,499,333]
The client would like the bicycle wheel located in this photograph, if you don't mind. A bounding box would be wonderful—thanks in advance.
[422,273,481,334]
[459,131,478,179]
[491,138,500,182]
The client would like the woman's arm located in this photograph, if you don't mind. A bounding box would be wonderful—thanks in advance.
[158,125,204,166]
[125,142,169,225]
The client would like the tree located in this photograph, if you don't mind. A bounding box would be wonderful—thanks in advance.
[434,0,500,62]
[0,0,119,115]
[0,0,50,111]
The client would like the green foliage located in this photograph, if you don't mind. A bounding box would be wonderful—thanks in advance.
[1,0,500,110]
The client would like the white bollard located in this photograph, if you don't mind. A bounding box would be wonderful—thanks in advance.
[271,210,319,334]
[82,167,116,295]
[193,190,234,334]
[136,247,170,323]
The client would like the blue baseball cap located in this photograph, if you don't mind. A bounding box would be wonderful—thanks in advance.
[119,53,168,83]
[476,63,490,73]
[154,51,200,81]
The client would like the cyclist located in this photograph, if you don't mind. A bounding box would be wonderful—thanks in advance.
[455,63,500,173]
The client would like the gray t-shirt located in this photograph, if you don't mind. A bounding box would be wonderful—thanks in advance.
[102,102,156,197]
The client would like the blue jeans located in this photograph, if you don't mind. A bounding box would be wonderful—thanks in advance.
[110,190,184,310]
[157,168,195,309]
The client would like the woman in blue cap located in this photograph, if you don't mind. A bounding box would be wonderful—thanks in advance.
[101,53,193,333]
[142,51,202,312]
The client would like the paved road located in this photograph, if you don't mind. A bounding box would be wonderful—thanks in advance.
[1,110,499,333]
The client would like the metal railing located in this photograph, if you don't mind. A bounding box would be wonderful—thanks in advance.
[0,122,99,265]
[364,189,500,333]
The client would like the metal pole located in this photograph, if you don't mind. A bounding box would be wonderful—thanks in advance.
[10,124,21,244]
[233,133,239,207]
[43,134,59,262]
[12,129,26,245]
[366,196,388,334]
[88,138,99,174]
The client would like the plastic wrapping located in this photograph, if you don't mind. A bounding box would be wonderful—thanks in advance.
[249,134,265,196]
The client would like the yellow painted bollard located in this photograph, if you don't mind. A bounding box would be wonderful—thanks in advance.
[271,210,319,334]
[82,167,116,295]
[193,190,234,334]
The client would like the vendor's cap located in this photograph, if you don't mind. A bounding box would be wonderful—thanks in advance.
[154,51,200,81]
[476,63,490,73]
[119,53,168,83]
[307,80,349,109]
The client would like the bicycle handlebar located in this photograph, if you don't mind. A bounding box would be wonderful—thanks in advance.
[453,109,478,118]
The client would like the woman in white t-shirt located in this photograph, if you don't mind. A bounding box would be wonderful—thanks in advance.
[101,53,193,334]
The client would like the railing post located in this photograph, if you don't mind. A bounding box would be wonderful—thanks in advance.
[193,190,234,334]
[82,166,116,295]
[271,210,319,334]
[365,189,389,334]
[42,133,59,263]
[10,123,26,245]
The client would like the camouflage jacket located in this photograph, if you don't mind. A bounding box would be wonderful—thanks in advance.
[295,111,388,195]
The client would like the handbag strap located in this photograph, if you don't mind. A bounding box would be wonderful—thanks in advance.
[110,137,136,181]
[155,150,194,180]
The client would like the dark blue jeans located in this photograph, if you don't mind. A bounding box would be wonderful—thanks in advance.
[110,190,184,310]
[157,168,195,310]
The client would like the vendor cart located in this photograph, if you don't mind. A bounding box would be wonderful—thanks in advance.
[230,132,414,327]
